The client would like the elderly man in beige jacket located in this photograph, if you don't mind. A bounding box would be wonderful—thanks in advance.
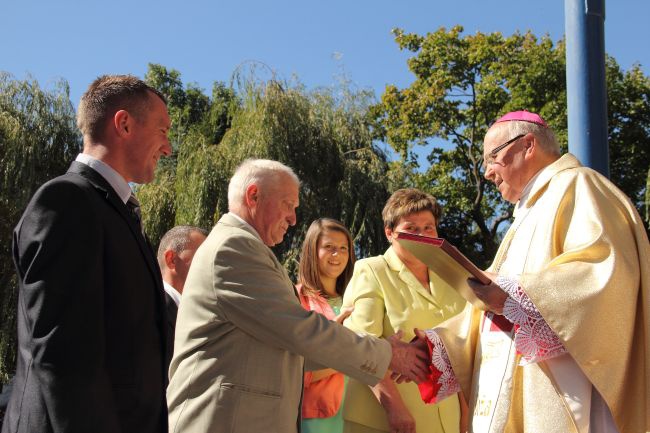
[167,159,429,433]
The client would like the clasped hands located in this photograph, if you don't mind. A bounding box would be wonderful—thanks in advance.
[386,271,507,385]
[386,329,430,384]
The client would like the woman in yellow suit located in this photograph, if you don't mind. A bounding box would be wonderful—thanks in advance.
[342,188,468,433]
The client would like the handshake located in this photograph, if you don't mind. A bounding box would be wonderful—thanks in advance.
[386,329,430,384]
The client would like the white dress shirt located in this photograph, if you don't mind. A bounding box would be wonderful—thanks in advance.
[163,281,181,307]
[75,153,132,204]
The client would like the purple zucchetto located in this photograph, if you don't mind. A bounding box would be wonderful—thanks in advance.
[494,110,548,128]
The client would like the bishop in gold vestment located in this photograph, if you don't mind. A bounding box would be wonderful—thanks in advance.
[419,111,649,433]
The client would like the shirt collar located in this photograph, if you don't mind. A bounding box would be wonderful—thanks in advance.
[227,212,262,241]
[75,153,132,204]
[514,168,544,217]
[163,281,181,307]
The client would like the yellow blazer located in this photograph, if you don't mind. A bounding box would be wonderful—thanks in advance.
[342,247,467,433]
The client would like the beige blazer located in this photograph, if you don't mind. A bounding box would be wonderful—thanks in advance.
[167,213,391,433]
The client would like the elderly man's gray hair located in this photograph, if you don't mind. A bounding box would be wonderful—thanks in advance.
[227,159,300,210]
[157,225,208,268]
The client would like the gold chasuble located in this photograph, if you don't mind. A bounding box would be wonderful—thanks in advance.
[435,154,650,433]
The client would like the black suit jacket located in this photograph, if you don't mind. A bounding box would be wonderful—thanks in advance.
[163,290,177,365]
[2,162,169,433]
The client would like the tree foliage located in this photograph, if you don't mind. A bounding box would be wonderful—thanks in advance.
[607,61,650,211]
[372,26,650,267]
[0,73,81,382]
[138,64,391,277]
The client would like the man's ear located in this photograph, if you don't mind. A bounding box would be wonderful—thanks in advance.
[164,249,176,271]
[244,184,259,208]
[523,133,536,159]
[113,110,132,138]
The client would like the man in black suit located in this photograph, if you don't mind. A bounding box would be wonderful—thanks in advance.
[156,225,207,362]
[2,75,172,433]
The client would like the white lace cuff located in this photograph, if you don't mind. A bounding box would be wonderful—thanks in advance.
[424,329,461,400]
[497,275,567,365]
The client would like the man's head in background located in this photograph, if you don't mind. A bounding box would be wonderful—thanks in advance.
[157,225,208,294]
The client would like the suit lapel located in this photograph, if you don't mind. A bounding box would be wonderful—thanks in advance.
[67,162,163,289]
[384,247,439,306]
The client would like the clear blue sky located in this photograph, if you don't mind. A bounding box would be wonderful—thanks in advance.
[1,0,648,110]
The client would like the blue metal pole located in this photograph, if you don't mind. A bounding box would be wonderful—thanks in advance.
[565,0,609,177]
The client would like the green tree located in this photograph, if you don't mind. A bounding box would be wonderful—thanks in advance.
[0,73,81,383]
[214,80,391,273]
[607,61,650,212]
[138,65,392,276]
[373,26,649,267]
[139,64,237,245]
[170,82,237,230]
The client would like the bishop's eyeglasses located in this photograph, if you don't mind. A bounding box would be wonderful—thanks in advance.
[483,134,525,168]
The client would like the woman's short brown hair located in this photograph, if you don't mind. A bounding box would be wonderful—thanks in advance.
[382,188,442,230]
[298,218,355,298]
